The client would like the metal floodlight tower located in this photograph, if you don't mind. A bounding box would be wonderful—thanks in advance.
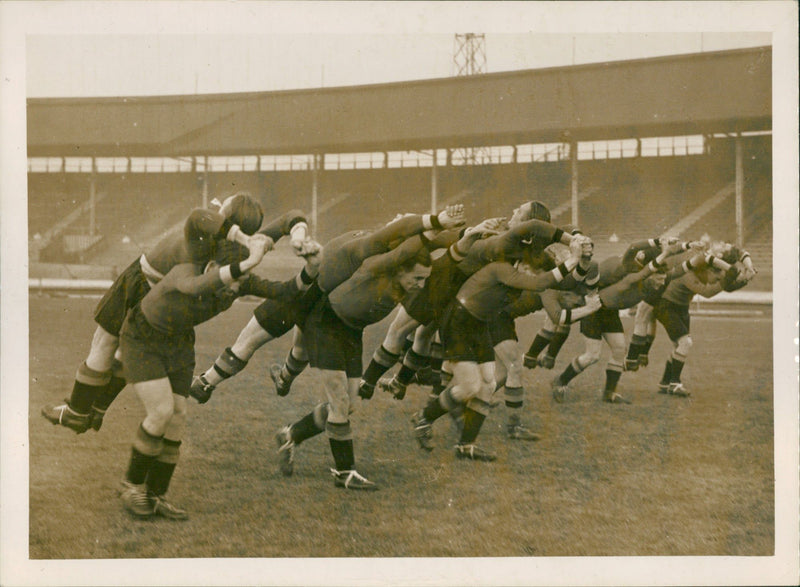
[453,34,488,166]
[454,33,487,76]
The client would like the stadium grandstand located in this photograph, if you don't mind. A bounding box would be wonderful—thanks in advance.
[27,46,771,295]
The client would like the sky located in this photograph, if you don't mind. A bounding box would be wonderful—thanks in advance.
[13,1,776,99]
[27,32,772,98]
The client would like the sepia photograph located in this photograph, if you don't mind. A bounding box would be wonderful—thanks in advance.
[2,1,798,586]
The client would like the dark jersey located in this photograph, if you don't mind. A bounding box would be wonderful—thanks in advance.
[140,264,300,335]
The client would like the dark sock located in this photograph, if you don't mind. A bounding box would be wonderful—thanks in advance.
[642,335,655,355]
[69,381,101,414]
[546,328,570,360]
[670,359,685,383]
[291,411,325,444]
[422,396,448,423]
[605,369,622,392]
[459,407,486,445]
[93,375,127,411]
[361,345,400,385]
[660,359,673,385]
[627,334,646,361]
[558,362,580,385]
[329,438,355,472]
[126,447,159,485]
[526,331,553,358]
[146,461,177,496]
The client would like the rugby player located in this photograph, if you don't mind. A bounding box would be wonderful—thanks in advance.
[411,234,593,461]
[117,231,322,519]
[652,242,754,397]
[272,207,467,490]
[190,206,467,401]
[40,192,291,433]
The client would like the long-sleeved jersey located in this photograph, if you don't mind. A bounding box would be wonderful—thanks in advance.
[316,214,432,294]
[455,219,567,277]
[140,264,303,335]
[327,235,427,329]
[456,261,574,322]
[141,208,307,285]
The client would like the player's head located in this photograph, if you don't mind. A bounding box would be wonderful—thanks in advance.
[508,200,551,228]
[395,249,432,293]
[218,192,264,235]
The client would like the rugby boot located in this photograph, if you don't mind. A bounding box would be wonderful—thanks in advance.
[357,379,375,400]
[269,364,292,397]
[669,382,691,397]
[551,378,568,403]
[331,469,379,491]
[378,376,407,400]
[538,354,556,369]
[602,391,632,404]
[87,406,107,431]
[189,375,215,404]
[638,354,650,368]
[507,424,541,441]
[522,353,538,369]
[657,382,670,394]
[120,483,154,518]
[41,402,90,434]
[275,425,295,477]
[151,494,189,520]
[624,358,640,372]
[412,411,434,451]
[454,443,497,462]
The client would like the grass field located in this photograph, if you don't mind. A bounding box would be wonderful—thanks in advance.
[28,291,774,562]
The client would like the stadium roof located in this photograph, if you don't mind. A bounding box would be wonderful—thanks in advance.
[27,46,771,158]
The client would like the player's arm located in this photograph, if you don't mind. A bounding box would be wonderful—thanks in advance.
[258,209,310,251]
[554,293,602,326]
[497,237,586,292]
[346,205,466,261]
[447,218,505,262]
[360,235,426,275]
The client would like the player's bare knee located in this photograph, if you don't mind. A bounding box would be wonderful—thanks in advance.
[676,335,692,356]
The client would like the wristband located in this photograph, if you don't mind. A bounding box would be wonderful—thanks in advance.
[649,238,659,248]
[300,266,314,285]
[552,262,570,282]
[552,228,564,243]
[290,221,308,241]
[219,265,235,286]
[575,263,589,277]
[430,213,443,230]
[562,309,572,325]
[230,262,243,280]
[449,243,467,262]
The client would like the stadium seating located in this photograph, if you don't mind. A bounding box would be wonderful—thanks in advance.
[28,144,772,288]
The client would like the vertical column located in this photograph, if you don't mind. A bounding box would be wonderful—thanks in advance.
[311,153,320,236]
[202,155,209,208]
[570,141,579,227]
[431,149,438,213]
[735,134,744,248]
[89,158,97,237]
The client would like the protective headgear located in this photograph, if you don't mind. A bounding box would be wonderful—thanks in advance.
[525,200,551,223]
[223,192,264,236]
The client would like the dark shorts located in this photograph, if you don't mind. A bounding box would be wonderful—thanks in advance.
[580,306,624,340]
[489,311,518,346]
[302,296,363,378]
[93,258,151,335]
[654,298,690,342]
[439,301,494,364]
[119,305,194,396]
[253,281,323,338]
[402,253,465,326]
